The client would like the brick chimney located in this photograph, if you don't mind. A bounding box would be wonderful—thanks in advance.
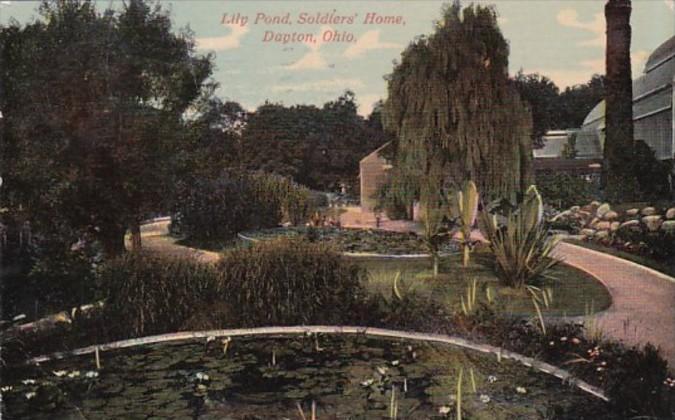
[603,0,635,199]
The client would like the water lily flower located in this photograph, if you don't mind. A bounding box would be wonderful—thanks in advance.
[52,370,67,377]
[487,375,497,383]
[1,386,13,392]
[438,405,451,414]
[549,341,555,346]
[195,372,210,381]
[85,371,99,379]
[571,337,581,345]
[560,337,568,342]
[25,392,36,400]
[67,371,80,378]
[21,379,36,385]
[206,336,215,343]
[360,379,374,387]
[516,386,527,394]
[479,394,491,403]
[391,360,400,366]
[376,366,388,375]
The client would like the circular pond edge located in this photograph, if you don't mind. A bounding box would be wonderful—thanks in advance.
[25,325,608,402]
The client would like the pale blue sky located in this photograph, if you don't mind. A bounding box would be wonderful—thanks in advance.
[1,0,673,115]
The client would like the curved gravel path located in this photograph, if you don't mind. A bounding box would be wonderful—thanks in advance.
[140,219,675,365]
[553,241,675,365]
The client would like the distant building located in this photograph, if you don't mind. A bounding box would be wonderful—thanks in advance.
[359,142,392,212]
[580,35,675,163]
[535,35,675,184]
[533,130,603,179]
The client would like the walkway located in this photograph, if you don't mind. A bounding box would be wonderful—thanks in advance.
[140,216,675,366]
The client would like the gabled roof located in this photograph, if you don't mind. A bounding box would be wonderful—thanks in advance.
[359,141,392,164]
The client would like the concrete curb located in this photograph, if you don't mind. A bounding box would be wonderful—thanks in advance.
[25,325,608,402]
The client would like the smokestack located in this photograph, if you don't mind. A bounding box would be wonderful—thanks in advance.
[603,0,635,199]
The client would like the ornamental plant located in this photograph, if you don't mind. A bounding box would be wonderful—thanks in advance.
[480,185,559,288]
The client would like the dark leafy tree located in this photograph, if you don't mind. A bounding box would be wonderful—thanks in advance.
[513,71,560,147]
[1,0,213,257]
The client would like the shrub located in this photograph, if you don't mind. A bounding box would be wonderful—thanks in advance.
[98,252,219,338]
[216,238,365,326]
[480,186,559,288]
[172,172,314,245]
[535,171,596,209]
[605,343,673,418]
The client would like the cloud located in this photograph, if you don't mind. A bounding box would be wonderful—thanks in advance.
[557,9,605,48]
[271,78,364,93]
[196,24,249,51]
[526,50,651,89]
[343,30,402,59]
[665,0,675,12]
[285,26,332,71]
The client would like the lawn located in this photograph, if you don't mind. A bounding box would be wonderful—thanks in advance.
[355,250,611,318]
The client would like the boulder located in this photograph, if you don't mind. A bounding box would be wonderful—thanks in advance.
[641,207,657,216]
[596,221,611,231]
[642,215,663,232]
[580,228,596,237]
[662,220,675,233]
[610,222,621,231]
[666,208,675,220]
[625,208,639,217]
[570,206,580,212]
[551,210,571,222]
[596,203,611,218]
[619,220,641,230]
[589,217,600,228]
[602,210,619,221]
[590,201,601,207]
[595,230,610,240]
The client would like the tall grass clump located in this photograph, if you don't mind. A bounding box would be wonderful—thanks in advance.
[480,185,559,288]
[99,252,218,338]
[216,238,365,326]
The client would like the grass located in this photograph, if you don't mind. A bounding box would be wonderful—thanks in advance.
[565,238,675,278]
[356,250,611,317]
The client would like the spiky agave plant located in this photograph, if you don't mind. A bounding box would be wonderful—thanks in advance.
[450,180,479,268]
[480,185,559,288]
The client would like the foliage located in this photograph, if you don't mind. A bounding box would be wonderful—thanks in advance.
[536,172,596,210]
[241,91,391,191]
[98,252,219,338]
[512,71,560,146]
[0,0,213,257]
[481,186,559,287]
[633,140,673,202]
[449,180,479,267]
[172,172,313,246]
[514,72,605,145]
[604,344,672,418]
[383,3,533,204]
[374,181,410,220]
[216,238,366,326]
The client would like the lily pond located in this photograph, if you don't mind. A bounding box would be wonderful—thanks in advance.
[2,335,610,419]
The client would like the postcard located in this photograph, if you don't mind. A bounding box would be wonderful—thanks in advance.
[1,1,674,418]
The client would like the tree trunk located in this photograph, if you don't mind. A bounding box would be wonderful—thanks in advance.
[433,254,439,277]
[130,221,142,251]
[100,224,126,259]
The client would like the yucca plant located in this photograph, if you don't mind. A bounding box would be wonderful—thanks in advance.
[480,185,559,288]
[449,181,479,268]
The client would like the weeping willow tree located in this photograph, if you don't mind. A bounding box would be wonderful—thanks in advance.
[382,2,533,212]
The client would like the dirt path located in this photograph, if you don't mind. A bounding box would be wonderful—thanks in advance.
[140,217,675,365]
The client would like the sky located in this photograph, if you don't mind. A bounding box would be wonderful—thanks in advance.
[1,0,674,116]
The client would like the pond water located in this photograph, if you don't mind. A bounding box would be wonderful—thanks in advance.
[2,335,610,419]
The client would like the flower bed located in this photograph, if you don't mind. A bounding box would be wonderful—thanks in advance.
[240,226,460,255]
[2,335,610,418]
